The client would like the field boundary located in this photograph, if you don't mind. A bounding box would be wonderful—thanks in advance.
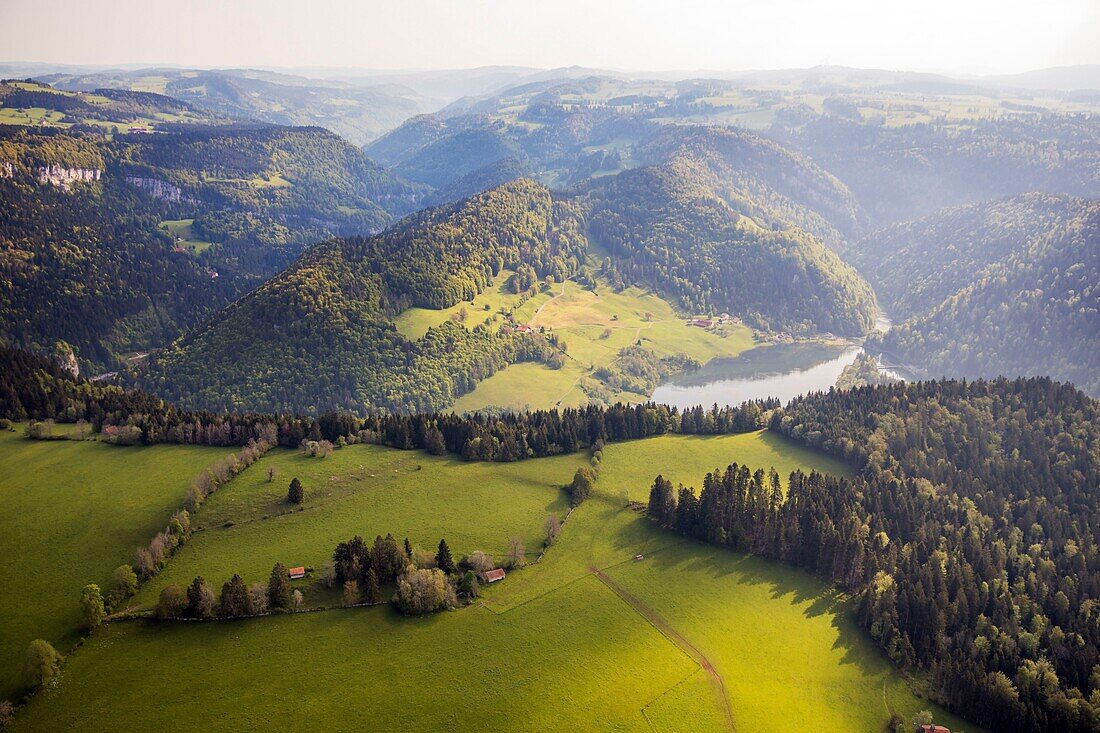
[590,566,737,732]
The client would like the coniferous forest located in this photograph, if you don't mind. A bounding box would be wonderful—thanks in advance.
[648,378,1100,731]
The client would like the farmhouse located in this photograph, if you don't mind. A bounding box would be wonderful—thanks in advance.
[692,318,713,328]
[288,566,306,580]
[484,568,506,583]
[919,725,950,733]
[515,325,533,334]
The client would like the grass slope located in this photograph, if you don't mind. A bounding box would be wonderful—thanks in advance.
[129,444,582,609]
[159,218,213,255]
[449,279,757,413]
[0,429,230,700]
[11,433,981,732]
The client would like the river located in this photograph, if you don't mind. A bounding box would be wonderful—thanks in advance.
[650,314,912,409]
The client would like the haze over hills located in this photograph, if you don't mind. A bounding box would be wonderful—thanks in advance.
[1,26,1100,733]
[858,193,1100,395]
[0,81,420,371]
[36,67,437,146]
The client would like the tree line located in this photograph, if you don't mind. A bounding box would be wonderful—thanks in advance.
[0,344,773,462]
[645,377,1100,732]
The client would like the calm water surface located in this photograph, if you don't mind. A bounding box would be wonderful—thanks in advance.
[650,314,909,409]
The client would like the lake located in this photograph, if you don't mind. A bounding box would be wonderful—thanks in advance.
[650,314,912,409]
[650,341,865,409]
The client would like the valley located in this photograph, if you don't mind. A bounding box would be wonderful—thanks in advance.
[0,21,1098,732]
[5,429,974,732]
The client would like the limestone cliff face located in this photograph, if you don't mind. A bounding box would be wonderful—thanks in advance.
[125,176,183,202]
[36,165,102,190]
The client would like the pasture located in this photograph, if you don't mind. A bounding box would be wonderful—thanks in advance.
[0,429,230,700]
[440,277,757,412]
[129,444,582,609]
[159,218,213,255]
[9,432,978,731]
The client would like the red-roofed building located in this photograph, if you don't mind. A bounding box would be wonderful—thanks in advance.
[919,725,950,733]
[288,566,306,580]
[484,568,506,583]
[515,325,533,334]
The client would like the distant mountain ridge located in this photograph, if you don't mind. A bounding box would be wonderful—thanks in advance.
[37,67,437,145]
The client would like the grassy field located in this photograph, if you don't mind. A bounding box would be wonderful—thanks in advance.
[129,444,583,609]
[10,432,979,731]
[439,277,757,413]
[159,218,213,255]
[0,107,69,128]
[0,429,231,701]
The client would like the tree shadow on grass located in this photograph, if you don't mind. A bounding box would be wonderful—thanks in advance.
[617,529,896,679]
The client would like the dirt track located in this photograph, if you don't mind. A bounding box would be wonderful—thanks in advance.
[590,566,737,732]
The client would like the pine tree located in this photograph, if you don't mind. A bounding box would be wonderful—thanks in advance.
[436,539,456,574]
[268,562,292,610]
[186,576,216,619]
[424,427,446,455]
[363,567,381,604]
[219,574,251,617]
[288,477,304,504]
[647,475,675,526]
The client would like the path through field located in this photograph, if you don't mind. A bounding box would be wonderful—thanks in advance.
[532,279,567,320]
[590,566,737,732]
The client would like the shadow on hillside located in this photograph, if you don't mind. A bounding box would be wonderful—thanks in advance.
[618,528,890,675]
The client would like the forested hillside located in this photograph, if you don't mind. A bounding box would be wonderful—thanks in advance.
[762,379,1100,732]
[636,125,864,246]
[115,122,420,255]
[139,161,881,413]
[0,108,420,372]
[856,194,1100,395]
[137,180,584,413]
[0,130,231,371]
[580,134,877,336]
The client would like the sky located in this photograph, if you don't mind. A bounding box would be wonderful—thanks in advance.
[1,0,1098,75]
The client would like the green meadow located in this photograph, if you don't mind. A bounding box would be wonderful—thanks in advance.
[130,444,582,609]
[440,276,757,413]
[9,431,980,731]
[159,218,213,255]
[0,429,230,700]
[595,430,854,503]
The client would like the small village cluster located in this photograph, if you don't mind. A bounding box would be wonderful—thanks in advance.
[690,313,741,329]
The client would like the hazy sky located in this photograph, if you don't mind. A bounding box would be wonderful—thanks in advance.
[2,0,1098,75]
